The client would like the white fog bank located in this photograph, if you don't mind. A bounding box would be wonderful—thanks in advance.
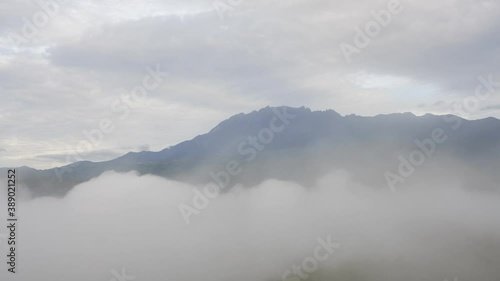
[1,171,500,281]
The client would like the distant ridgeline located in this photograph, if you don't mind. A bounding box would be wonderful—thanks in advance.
[2,106,500,197]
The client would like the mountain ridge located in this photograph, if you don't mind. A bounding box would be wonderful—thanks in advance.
[2,106,500,197]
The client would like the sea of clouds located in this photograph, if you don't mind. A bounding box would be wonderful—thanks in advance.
[1,170,499,281]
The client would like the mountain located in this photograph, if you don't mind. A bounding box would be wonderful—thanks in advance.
[3,106,500,197]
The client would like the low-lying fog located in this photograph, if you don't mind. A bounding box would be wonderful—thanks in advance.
[1,171,500,281]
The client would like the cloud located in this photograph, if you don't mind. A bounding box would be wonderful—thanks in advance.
[34,149,125,163]
[1,0,500,168]
[1,171,499,281]
[481,104,500,111]
[136,144,150,151]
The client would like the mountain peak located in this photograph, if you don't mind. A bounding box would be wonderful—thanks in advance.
[209,106,341,134]
[5,105,500,198]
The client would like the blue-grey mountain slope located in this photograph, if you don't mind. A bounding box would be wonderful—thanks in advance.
[3,106,500,197]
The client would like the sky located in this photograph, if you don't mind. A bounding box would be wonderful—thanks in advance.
[0,0,499,169]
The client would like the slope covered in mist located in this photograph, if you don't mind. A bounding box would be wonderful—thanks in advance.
[3,106,500,197]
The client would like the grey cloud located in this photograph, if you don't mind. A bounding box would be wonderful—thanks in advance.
[482,104,500,111]
[35,149,125,163]
[47,14,318,107]
[1,0,500,168]
[136,144,150,151]
[1,171,500,280]
[432,100,446,107]
[46,0,500,100]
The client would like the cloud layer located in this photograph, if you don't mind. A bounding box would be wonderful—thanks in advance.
[1,0,500,168]
[1,171,499,281]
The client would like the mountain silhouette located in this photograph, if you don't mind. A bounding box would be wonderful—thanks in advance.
[3,106,500,197]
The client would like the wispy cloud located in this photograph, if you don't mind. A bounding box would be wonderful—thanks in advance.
[1,0,500,168]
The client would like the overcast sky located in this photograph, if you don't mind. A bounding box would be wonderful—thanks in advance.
[0,0,499,169]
